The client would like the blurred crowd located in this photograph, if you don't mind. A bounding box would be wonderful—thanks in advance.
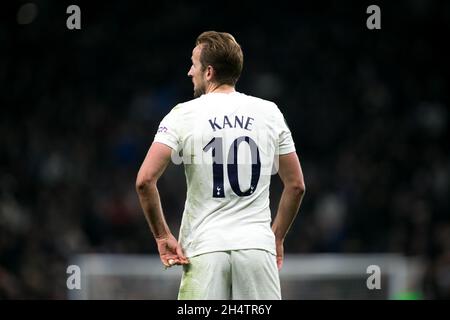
[1,1,449,298]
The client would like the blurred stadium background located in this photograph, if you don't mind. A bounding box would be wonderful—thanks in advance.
[1,0,449,299]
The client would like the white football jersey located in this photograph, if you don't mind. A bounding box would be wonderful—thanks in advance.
[153,91,296,257]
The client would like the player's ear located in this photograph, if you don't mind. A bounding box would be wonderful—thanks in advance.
[205,65,214,81]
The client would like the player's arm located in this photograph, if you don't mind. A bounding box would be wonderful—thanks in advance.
[271,151,305,270]
[136,142,188,267]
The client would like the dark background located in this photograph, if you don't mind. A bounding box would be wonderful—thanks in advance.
[0,0,449,298]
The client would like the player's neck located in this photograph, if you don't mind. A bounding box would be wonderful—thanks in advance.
[206,83,235,94]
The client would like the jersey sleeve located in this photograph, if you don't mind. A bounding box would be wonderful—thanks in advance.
[153,105,181,152]
[275,107,296,155]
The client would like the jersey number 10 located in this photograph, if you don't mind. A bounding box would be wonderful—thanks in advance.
[203,136,261,198]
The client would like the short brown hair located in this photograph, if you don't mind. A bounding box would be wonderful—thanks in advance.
[196,31,243,86]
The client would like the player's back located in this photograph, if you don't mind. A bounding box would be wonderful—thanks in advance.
[154,91,295,257]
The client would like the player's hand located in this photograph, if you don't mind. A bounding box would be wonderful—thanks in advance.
[275,239,284,270]
[155,234,189,268]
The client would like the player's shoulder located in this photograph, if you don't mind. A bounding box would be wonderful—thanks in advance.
[168,96,203,114]
[238,92,281,112]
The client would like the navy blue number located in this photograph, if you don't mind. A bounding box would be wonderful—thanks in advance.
[203,137,225,198]
[204,136,261,198]
[227,136,261,196]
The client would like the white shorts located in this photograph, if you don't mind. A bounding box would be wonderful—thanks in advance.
[178,249,281,300]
